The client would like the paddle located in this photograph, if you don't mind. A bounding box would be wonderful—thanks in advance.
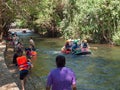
[89,47,98,50]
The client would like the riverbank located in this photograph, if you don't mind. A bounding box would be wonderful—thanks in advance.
[4,40,37,90]
[0,41,19,90]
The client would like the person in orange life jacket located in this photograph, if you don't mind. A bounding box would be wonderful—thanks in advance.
[17,51,32,90]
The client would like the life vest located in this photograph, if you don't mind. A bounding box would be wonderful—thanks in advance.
[61,49,71,54]
[81,48,89,52]
[82,43,88,48]
[17,56,28,70]
[31,51,37,56]
[65,50,71,54]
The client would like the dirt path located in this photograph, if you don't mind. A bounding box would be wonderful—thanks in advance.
[4,45,21,89]
[4,42,36,90]
[0,42,19,90]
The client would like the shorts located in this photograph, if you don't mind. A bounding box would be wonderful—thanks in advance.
[19,70,28,80]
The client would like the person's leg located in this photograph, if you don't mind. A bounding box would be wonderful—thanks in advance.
[20,70,28,90]
[21,80,25,90]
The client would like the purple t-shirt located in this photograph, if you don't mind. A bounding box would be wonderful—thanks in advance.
[46,67,76,90]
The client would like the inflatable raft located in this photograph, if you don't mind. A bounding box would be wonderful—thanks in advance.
[73,48,91,55]
[74,51,91,55]
[61,49,71,54]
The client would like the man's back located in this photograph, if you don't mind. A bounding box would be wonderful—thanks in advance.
[47,67,76,90]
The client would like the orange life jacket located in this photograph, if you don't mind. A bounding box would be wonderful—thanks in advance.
[31,51,37,56]
[17,56,28,70]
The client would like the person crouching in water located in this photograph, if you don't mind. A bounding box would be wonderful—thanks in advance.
[25,45,37,60]
[25,47,32,59]
[17,51,33,90]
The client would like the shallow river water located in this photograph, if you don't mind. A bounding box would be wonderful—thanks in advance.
[18,32,120,90]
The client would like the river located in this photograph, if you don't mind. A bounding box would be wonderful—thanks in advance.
[17,31,120,90]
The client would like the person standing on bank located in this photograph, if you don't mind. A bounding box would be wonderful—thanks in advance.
[46,55,77,90]
[12,50,19,66]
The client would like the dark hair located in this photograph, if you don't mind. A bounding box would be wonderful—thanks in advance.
[17,51,23,57]
[56,55,65,68]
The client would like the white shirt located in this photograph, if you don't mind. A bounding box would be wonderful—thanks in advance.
[29,39,35,46]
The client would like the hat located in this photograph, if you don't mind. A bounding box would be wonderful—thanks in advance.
[84,39,87,42]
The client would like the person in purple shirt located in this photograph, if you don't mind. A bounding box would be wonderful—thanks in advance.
[46,55,77,90]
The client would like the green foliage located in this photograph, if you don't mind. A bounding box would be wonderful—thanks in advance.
[4,0,120,44]
[0,0,17,39]
[113,31,120,45]
[15,19,27,28]
[59,0,120,44]
[112,25,120,45]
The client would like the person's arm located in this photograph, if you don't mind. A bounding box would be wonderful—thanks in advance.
[72,84,77,90]
[71,70,77,90]
[46,72,52,90]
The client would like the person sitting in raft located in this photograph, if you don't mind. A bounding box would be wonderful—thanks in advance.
[71,40,80,53]
[61,40,72,54]
[65,40,72,51]
[17,51,33,90]
[81,39,90,52]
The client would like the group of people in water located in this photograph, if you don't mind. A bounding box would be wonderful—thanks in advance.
[7,32,36,90]
[7,31,77,90]
[61,39,90,54]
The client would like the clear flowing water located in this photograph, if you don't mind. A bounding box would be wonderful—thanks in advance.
[18,32,120,90]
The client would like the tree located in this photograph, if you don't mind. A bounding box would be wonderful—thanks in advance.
[2,0,120,44]
[0,0,17,41]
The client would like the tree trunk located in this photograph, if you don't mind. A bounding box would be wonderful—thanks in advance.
[0,21,3,42]
[0,32,3,42]
[0,0,3,42]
